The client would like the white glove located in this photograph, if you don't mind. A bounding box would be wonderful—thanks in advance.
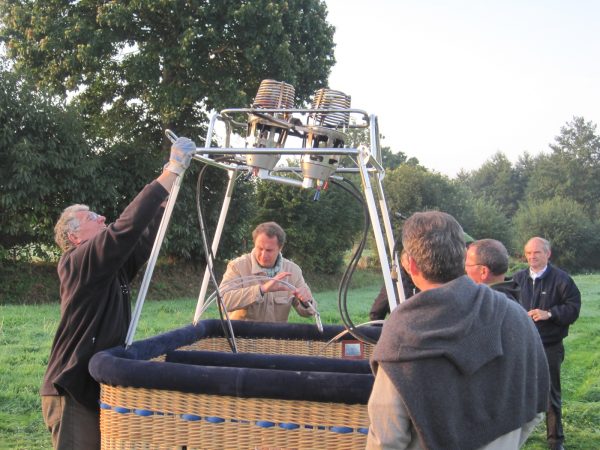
[165,137,196,175]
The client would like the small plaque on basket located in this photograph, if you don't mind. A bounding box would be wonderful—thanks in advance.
[342,340,364,359]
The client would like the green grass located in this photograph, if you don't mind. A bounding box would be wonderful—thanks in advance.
[521,274,600,450]
[1,275,598,449]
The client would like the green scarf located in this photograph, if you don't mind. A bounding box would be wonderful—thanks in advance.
[259,253,283,278]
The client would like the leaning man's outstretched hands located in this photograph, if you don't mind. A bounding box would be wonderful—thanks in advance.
[165,137,196,175]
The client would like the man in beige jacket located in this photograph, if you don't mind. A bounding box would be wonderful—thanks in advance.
[220,222,316,322]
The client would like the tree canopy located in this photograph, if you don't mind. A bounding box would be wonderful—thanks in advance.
[458,151,526,217]
[0,63,114,256]
[1,0,335,141]
[1,0,337,262]
[525,117,600,218]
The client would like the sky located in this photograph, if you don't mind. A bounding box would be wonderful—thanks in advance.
[324,0,600,177]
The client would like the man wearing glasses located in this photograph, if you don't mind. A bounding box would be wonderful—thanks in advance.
[40,137,196,449]
[465,238,520,301]
[367,212,549,449]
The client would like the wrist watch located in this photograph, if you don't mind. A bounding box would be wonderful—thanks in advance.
[547,310,552,318]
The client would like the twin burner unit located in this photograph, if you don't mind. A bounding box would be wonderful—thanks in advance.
[245,79,351,189]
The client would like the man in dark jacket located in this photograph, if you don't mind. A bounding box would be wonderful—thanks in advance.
[40,137,196,449]
[369,250,419,321]
[370,232,476,321]
[367,212,549,450]
[465,238,520,301]
[513,237,581,450]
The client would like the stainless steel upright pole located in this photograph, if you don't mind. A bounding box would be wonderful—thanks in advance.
[193,168,237,324]
[125,173,184,347]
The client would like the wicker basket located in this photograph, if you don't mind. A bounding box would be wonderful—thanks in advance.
[90,320,380,450]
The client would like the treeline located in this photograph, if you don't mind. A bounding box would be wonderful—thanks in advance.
[382,116,600,273]
[1,1,599,273]
[3,56,599,273]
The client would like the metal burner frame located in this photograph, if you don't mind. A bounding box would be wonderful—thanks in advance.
[125,107,404,346]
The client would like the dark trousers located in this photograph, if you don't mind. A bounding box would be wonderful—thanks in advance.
[544,341,565,447]
[41,395,100,450]
[369,285,390,321]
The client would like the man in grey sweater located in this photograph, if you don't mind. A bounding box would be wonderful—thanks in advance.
[367,211,549,450]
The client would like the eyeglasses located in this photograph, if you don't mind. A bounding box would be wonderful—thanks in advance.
[465,263,483,268]
[81,211,102,224]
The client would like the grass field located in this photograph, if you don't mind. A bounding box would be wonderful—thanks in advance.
[0,275,598,449]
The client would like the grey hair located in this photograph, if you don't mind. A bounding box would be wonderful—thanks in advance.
[252,222,286,247]
[54,204,89,252]
[526,236,551,253]
[471,239,509,276]
[402,211,466,283]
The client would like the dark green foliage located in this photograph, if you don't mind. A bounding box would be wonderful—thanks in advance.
[526,117,600,219]
[0,261,60,304]
[380,146,419,170]
[252,178,363,274]
[0,65,115,256]
[458,151,527,217]
[466,197,513,251]
[510,117,600,271]
[168,166,257,262]
[1,0,335,133]
[383,164,476,231]
[454,116,600,271]
[513,197,600,271]
[527,117,600,213]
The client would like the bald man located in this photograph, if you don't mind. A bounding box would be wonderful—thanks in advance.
[513,237,581,450]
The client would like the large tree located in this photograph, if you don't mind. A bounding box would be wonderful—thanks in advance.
[458,151,526,217]
[0,62,114,257]
[466,197,513,251]
[526,116,600,218]
[1,0,335,141]
[1,0,336,260]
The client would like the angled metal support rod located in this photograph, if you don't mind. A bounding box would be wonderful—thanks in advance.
[374,175,404,305]
[194,168,237,324]
[126,128,201,347]
[125,171,184,347]
[369,115,404,305]
[357,144,399,312]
